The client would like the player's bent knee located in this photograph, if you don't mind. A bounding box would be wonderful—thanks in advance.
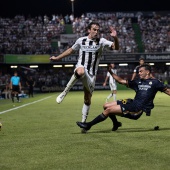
[104,107,112,114]
[76,68,85,77]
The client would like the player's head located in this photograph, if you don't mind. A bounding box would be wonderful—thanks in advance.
[87,22,100,30]
[138,64,151,79]
[14,71,18,76]
[109,63,115,68]
[87,22,100,40]
[139,57,145,65]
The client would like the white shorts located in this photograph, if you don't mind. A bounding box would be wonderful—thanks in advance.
[75,66,96,94]
[109,83,117,91]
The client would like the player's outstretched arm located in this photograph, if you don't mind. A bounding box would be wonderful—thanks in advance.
[110,26,119,50]
[109,68,127,85]
[50,48,74,61]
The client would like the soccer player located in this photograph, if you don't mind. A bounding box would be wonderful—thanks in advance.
[103,63,117,102]
[131,58,154,81]
[10,71,22,103]
[131,57,145,80]
[50,22,119,127]
[76,64,170,132]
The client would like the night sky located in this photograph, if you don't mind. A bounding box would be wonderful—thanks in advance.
[1,0,169,18]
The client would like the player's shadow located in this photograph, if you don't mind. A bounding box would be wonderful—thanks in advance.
[81,127,170,134]
[154,104,170,107]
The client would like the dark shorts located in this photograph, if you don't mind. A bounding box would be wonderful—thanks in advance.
[12,85,20,93]
[117,99,143,116]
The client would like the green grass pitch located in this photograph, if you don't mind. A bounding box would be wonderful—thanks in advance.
[0,90,170,170]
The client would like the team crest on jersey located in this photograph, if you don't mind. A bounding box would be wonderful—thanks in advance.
[149,81,152,85]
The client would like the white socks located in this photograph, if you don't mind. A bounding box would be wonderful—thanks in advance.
[64,74,79,92]
[106,93,116,101]
[82,104,90,122]
[107,93,113,100]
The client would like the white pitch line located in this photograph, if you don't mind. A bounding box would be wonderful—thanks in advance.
[0,96,52,114]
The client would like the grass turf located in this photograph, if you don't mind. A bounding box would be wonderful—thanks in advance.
[0,90,170,170]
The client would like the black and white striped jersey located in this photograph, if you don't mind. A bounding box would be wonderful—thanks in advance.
[72,36,113,76]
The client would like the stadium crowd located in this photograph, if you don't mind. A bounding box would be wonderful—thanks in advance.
[0,12,170,98]
[138,14,170,52]
[0,13,170,54]
[0,15,65,54]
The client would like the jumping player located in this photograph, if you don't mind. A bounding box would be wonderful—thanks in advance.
[50,22,119,130]
[77,64,170,132]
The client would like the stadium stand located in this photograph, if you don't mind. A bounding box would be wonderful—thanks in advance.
[0,12,170,96]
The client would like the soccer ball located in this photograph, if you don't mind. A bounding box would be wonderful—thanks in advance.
[0,122,2,130]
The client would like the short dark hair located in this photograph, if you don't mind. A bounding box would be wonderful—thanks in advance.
[87,22,100,30]
[139,57,145,61]
[139,64,151,72]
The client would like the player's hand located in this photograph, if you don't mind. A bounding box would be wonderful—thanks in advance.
[50,56,58,61]
[110,26,117,37]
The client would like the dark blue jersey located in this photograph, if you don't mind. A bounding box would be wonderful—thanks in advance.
[127,78,167,111]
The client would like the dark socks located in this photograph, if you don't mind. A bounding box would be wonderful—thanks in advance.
[88,113,107,127]
[11,94,14,102]
[109,115,118,124]
[16,94,19,101]
[109,115,122,131]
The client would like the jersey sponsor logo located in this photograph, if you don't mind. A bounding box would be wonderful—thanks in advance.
[82,45,100,52]
[138,85,151,90]
[83,45,99,49]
